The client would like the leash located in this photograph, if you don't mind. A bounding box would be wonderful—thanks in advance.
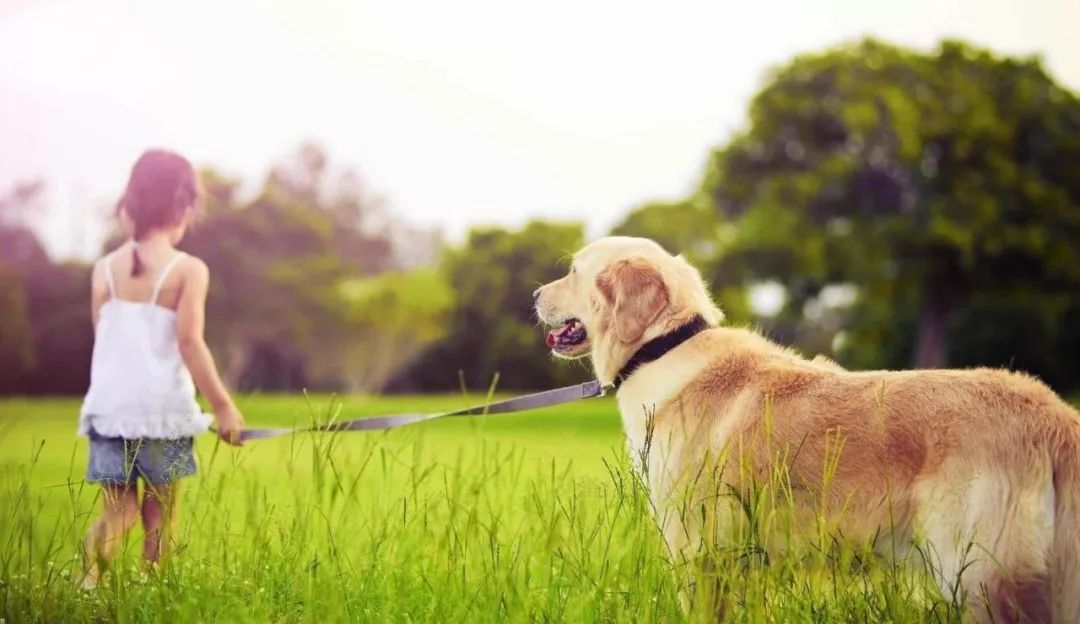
[231,380,608,441]
[227,315,710,442]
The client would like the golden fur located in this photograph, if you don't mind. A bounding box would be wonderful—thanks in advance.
[535,236,1080,623]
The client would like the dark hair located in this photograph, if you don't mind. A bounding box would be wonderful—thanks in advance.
[116,149,199,276]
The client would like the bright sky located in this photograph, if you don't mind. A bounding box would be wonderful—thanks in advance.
[2,0,1078,260]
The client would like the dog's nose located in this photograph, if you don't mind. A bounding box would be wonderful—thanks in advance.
[532,287,542,301]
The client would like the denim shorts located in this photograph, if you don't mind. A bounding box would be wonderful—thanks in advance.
[86,428,197,485]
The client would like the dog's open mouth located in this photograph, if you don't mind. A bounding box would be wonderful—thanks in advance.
[546,318,588,354]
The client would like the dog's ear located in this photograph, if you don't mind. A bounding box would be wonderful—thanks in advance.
[596,258,668,343]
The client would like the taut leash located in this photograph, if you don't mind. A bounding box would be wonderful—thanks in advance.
[227,317,712,442]
[231,380,608,441]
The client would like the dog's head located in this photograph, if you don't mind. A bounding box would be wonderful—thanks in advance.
[534,236,722,384]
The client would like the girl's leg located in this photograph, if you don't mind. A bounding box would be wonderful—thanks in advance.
[141,481,180,564]
[82,484,139,587]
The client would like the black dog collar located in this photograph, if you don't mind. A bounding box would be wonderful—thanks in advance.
[611,315,710,389]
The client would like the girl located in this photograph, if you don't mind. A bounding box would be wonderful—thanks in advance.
[79,149,245,587]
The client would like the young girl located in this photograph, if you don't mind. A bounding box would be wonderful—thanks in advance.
[79,149,245,587]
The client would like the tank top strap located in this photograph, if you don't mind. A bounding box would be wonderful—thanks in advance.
[102,254,117,299]
[150,253,185,305]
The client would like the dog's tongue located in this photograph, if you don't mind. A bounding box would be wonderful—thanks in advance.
[546,323,573,348]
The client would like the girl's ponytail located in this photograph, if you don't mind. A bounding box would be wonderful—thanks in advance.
[117,192,147,277]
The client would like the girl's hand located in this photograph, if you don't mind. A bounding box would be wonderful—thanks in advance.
[215,405,246,446]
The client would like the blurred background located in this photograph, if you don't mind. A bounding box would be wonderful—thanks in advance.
[1,0,1078,397]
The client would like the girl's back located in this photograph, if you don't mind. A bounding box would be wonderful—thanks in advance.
[80,243,211,439]
[99,246,186,309]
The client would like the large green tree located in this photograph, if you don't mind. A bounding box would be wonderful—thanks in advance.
[394,221,589,392]
[179,145,435,391]
[0,264,35,392]
[702,39,1080,368]
[180,169,353,390]
[0,145,444,395]
[334,268,454,392]
[91,143,438,390]
[610,200,723,265]
[0,181,93,394]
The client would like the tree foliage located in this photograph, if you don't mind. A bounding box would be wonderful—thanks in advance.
[610,200,724,265]
[699,39,1080,377]
[4,40,1079,395]
[331,268,454,392]
[393,221,590,392]
[0,182,92,393]
[0,264,35,392]
[0,145,447,395]
[177,145,444,391]
[612,39,1080,391]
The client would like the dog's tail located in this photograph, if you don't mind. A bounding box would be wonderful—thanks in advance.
[1051,407,1080,622]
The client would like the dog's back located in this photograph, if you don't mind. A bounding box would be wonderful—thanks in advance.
[659,330,1080,622]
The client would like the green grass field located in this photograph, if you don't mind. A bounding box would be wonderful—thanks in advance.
[1,394,965,623]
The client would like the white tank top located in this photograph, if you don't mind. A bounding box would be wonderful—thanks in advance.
[78,252,213,439]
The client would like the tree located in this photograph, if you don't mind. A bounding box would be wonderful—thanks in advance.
[0,180,50,269]
[0,146,448,395]
[0,265,35,391]
[18,262,94,393]
[332,268,454,392]
[702,39,1080,369]
[180,173,350,390]
[393,221,589,392]
[180,156,407,391]
[0,227,46,390]
[114,145,442,392]
[266,142,396,274]
[610,199,724,265]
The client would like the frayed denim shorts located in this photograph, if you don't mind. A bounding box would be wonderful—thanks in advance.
[86,428,197,486]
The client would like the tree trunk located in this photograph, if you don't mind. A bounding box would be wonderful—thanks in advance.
[913,288,948,369]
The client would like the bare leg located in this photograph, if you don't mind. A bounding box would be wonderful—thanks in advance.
[82,484,139,587]
[141,482,180,565]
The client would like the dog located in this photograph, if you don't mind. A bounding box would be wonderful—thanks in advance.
[534,236,1080,623]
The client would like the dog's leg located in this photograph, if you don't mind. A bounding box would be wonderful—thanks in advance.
[662,471,758,620]
[916,465,1055,623]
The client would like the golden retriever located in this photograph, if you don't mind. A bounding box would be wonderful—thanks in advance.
[534,236,1080,623]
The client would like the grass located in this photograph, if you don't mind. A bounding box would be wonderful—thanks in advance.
[1,394,962,623]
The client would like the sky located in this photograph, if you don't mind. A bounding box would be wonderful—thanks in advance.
[2,0,1079,260]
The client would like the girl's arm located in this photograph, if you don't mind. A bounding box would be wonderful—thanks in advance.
[176,258,245,446]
